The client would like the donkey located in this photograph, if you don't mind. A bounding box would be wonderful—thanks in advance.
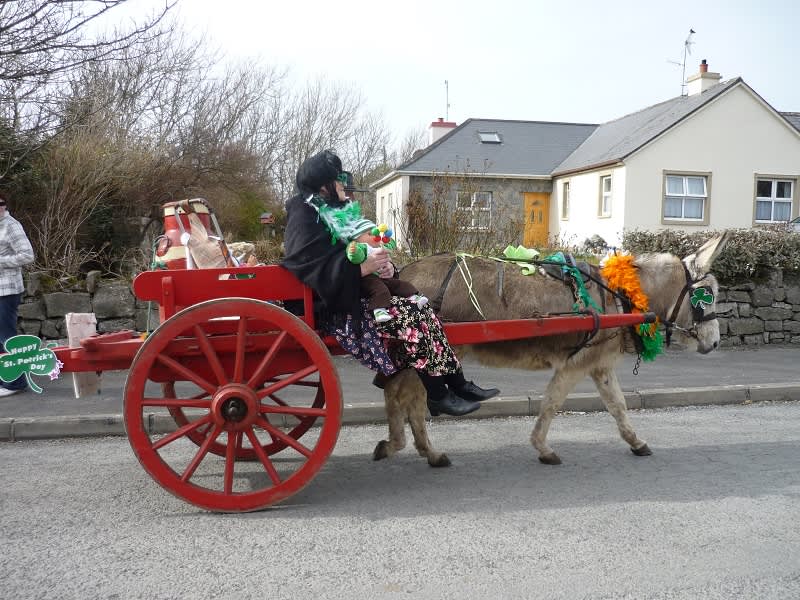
[372,234,728,467]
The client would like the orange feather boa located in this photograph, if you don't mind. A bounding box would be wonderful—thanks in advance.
[600,253,662,357]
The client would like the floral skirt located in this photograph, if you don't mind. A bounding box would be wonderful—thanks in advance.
[322,297,461,377]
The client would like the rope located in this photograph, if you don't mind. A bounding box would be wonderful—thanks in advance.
[454,253,486,320]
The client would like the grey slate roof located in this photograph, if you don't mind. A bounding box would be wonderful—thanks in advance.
[396,119,598,178]
[782,112,800,131]
[553,78,742,175]
[377,77,795,189]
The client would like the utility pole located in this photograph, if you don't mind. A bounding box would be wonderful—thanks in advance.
[444,79,450,120]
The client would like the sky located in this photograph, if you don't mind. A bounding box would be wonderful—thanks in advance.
[110,0,800,144]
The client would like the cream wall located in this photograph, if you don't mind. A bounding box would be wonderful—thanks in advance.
[375,176,409,247]
[553,166,627,247]
[624,85,800,231]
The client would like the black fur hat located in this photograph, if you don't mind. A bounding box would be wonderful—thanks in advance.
[296,150,343,194]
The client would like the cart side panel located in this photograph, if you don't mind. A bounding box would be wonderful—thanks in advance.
[132,265,316,327]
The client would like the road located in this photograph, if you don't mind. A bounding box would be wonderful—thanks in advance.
[3,344,799,419]
[2,401,799,599]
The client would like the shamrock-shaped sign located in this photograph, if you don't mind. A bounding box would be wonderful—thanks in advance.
[0,334,62,393]
[690,287,715,310]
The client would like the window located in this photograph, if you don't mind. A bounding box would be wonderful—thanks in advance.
[561,181,570,220]
[599,175,612,217]
[755,178,793,222]
[478,131,502,144]
[456,190,492,230]
[664,174,707,221]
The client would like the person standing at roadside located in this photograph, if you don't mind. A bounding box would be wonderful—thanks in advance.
[0,191,34,397]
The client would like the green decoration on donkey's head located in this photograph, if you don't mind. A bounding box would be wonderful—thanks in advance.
[690,287,714,310]
[0,334,61,393]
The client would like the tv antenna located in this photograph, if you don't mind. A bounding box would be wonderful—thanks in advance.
[667,28,695,96]
[444,79,450,120]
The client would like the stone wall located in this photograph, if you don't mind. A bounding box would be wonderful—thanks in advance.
[14,269,800,346]
[716,269,800,347]
[16,271,158,340]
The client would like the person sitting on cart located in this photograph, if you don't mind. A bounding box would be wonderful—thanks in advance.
[300,167,427,324]
[282,149,499,417]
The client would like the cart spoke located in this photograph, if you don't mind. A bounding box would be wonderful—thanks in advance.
[156,352,217,395]
[152,415,213,450]
[193,323,228,385]
[245,428,281,485]
[265,392,288,407]
[256,364,319,400]
[264,381,320,407]
[181,424,222,482]
[233,317,247,383]
[224,431,242,494]
[246,331,288,389]
[142,397,211,409]
[255,416,313,458]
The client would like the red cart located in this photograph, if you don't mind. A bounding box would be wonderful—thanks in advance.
[53,265,652,512]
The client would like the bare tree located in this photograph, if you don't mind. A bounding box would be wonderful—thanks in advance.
[0,0,177,179]
[394,126,427,166]
[0,0,175,83]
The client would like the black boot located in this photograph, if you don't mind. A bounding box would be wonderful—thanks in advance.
[371,372,391,389]
[445,369,501,402]
[418,371,480,417]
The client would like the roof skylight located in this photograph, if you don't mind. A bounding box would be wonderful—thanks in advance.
[478,131,502,143]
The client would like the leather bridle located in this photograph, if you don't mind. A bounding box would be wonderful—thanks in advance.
[663,263,719,345]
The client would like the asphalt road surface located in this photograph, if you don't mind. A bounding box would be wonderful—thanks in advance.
[3,345,799,419]
[2,401,799,599]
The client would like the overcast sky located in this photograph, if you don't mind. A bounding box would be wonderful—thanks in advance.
[113,0,799,143]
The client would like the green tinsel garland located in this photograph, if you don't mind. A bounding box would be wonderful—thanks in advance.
[544,252,603,313]
[636,323,664,361]
[305,195,373,244]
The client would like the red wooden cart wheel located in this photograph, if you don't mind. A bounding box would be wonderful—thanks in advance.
[124,298,342,512]
[163,379,325,460]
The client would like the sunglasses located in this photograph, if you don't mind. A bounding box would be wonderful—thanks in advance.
[0,202,6,207]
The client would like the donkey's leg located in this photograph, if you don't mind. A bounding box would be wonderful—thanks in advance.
[372,369,450,466]
[372,373,407,461]
[408,391,451,468]
[589,367,651,456]
[531,366,586,465]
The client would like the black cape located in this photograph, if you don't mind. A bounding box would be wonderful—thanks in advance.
[281,193,362,323]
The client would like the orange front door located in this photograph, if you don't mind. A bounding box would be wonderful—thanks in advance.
[523,192,550,247]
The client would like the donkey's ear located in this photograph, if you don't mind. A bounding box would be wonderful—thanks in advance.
[683,231,730,278]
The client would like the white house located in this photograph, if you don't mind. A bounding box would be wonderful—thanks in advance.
[373,61,800,248]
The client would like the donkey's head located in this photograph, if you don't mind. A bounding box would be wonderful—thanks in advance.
[667,232,729,354]
[635,233,728,354]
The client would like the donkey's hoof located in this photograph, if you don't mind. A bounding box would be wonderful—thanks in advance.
[631,443,652,456]
[538,453,562,465]
[428,453,451,468]
[373,440,390,461]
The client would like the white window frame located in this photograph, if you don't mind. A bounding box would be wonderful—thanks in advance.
[754,178,794,223]
[561,181,570,220]
[456,190,493,230]
[662,172,710,224]
[599,175,612,217]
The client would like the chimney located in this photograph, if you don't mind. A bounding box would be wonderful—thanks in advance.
[687,59,721,96]
[428,117,457,145]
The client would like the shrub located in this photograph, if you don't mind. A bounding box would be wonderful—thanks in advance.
[621,228,800,284]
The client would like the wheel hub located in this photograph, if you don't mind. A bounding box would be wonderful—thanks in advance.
[221,398,247,422]
[210,383,259,430]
